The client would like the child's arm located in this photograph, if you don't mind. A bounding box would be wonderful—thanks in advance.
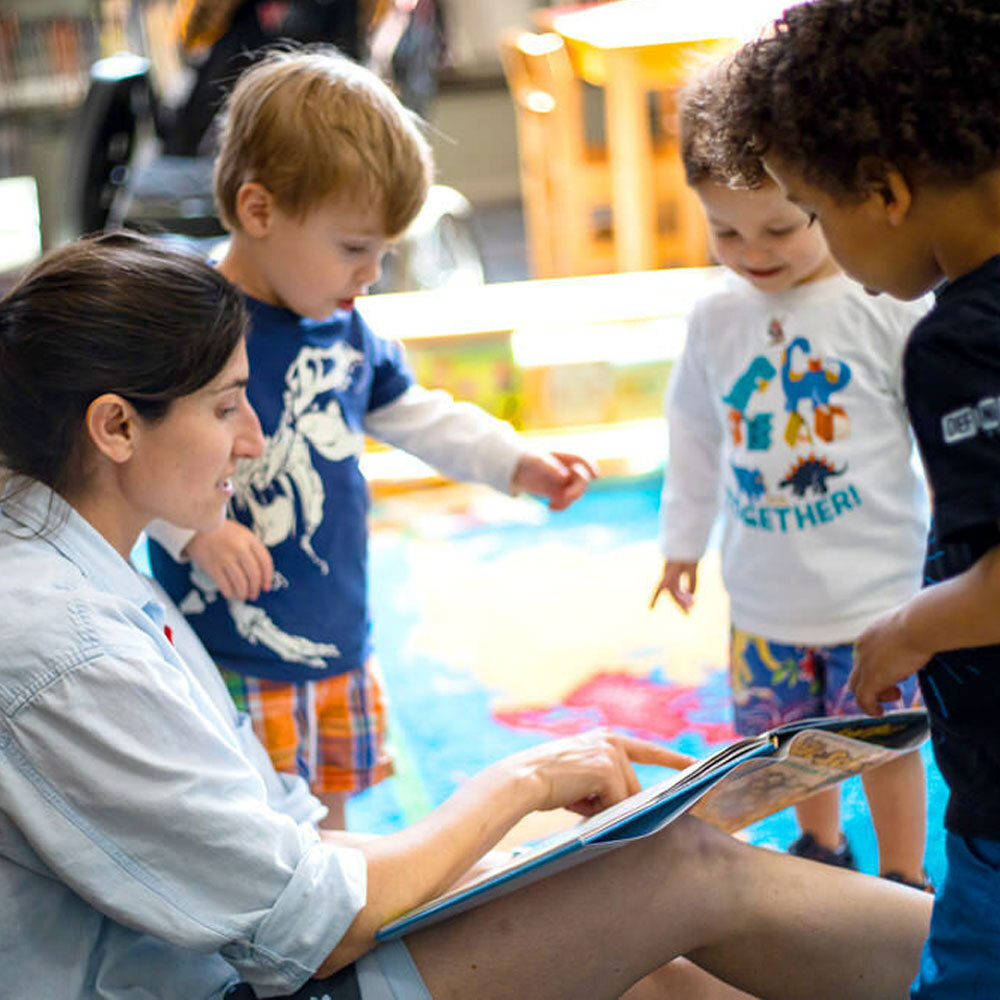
[146,517,273,602]
[650,560,699,613]
[850,541,1000,714]
[653,318,723,611]
[146,519,197,563]
[509,451,597,511]
[185,521,274,601]
[363,385,596,509]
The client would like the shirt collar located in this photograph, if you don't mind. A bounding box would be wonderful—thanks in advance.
[934,253,1000,304]
[0,478,163,620]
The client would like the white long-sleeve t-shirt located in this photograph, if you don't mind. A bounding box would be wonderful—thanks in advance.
[660,271,930,645]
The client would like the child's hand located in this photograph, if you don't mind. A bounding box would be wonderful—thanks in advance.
[511,451,598,511]
[650,560,698,613]
[849,605,931,715]
[185,520,274,602]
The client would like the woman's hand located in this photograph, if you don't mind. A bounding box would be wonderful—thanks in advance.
[318,729,693,974]
[504,729,694,817]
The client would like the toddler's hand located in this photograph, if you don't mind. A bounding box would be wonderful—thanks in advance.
[650,560,698,613]
[512,451,598,511]
[849,604,930,715]
[185,520,274,602]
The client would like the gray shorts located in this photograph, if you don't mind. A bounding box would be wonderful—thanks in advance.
[356,939,432,1000]
[226,940,430,1000]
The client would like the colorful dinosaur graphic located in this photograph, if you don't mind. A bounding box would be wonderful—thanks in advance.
[780,337,852,445]
[731,463,767,502]
[779,454,847,497]
[722,355,777,446]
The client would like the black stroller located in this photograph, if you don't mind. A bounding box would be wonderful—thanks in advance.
[65,0,482,291]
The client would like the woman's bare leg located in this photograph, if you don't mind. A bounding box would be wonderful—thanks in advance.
[621,957,757,999]
[406,816,931,1000]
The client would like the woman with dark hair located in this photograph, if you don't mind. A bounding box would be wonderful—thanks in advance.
[0,232,932,1000]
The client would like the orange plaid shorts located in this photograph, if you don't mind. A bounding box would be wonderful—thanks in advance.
[223,659,394,795]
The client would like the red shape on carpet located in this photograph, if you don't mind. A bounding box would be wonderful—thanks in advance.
[494,671,737,744]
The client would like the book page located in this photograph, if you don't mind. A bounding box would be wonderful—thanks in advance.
[690,728,898,833]
[377,712,928,939]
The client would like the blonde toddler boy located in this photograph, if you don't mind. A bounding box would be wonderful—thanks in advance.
[148,49,595,828]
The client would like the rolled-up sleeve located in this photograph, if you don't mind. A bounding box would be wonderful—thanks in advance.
[1,594,366,997]
[223,838,366,994]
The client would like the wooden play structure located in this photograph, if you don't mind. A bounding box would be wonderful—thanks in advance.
[499,28,711,278]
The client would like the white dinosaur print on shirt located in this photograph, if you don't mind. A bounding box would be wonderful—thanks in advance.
[178,340,366,668]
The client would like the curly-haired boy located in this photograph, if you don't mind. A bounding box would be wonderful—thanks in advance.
[652,65,930,886]
[719,2,1000,995]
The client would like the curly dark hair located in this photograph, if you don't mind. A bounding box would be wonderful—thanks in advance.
[680,62,767,187]
[719,0,1000,197]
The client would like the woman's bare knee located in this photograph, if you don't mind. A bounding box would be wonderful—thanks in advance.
[622,958,758,1000]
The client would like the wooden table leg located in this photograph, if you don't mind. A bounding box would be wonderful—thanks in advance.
[603,49,657,272]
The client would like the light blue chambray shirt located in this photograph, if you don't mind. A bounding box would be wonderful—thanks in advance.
[0,482,367,1000]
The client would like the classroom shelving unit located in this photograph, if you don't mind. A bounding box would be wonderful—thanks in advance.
[0,0,130,256]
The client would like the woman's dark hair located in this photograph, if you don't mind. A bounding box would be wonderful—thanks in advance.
[719,0,1000,197]
[0,231,247,494]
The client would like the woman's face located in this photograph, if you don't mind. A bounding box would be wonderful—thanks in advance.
[122,340,263,534]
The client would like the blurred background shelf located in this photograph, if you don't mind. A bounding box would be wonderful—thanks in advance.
[0,0,120,252]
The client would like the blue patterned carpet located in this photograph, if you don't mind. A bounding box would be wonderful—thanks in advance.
[349,474,946,883]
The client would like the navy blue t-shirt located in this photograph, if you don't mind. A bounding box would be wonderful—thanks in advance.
[150,296,412,682]
[904,254,1000,840]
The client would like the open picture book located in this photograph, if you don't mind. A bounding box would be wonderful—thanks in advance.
[376,709,929,940]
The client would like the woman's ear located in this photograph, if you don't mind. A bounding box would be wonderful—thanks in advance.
[85,394,137,464]
[235,181,275,237]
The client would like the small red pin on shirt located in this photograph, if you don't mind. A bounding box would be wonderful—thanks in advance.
[163,624,174,645]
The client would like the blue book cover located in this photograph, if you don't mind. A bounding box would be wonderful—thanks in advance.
[377,709,928,940]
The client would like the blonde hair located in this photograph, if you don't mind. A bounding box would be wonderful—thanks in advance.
[214,47,434,236]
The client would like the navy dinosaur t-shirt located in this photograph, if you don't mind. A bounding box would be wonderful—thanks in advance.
[149,295,412,682]
[904,253,1000,840]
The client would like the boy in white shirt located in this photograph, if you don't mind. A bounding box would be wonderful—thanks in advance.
[651,68,932,888]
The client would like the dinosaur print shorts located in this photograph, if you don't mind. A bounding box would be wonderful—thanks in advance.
[729,627,921,736]
[224,657,394,794]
